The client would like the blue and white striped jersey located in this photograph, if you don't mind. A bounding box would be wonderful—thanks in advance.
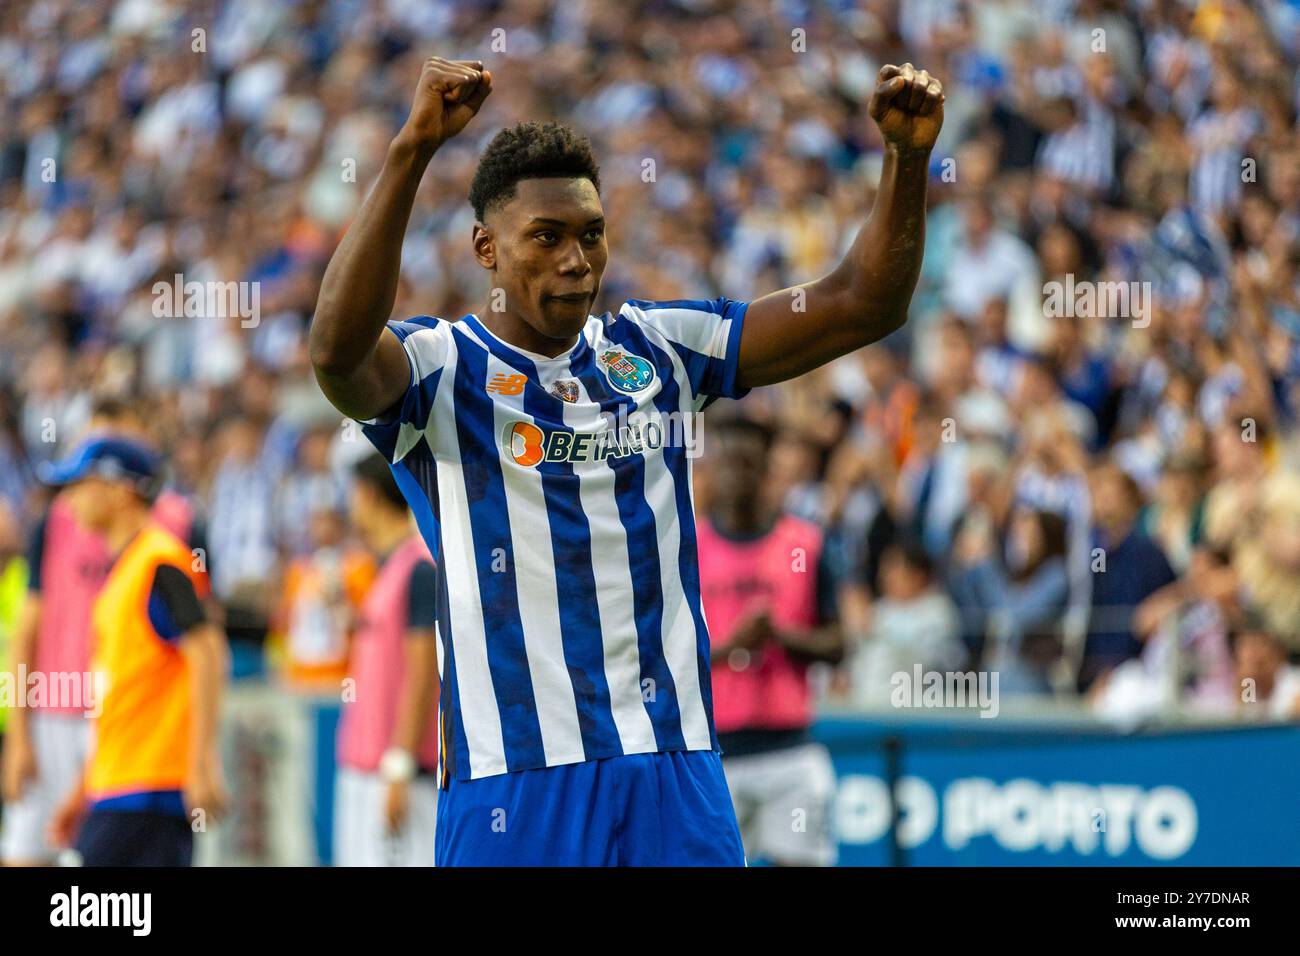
[360,298,750,781]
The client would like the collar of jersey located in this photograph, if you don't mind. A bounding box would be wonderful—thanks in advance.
[461,313,590,369]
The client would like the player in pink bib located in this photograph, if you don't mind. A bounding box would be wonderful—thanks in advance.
[697,414,844,866]
[334,454,440,866]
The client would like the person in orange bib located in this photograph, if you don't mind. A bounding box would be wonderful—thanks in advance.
[41,436,228,866]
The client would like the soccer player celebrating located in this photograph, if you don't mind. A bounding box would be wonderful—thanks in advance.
[334,454,441,867]
[42,437,227,866]
[310,57,942,865]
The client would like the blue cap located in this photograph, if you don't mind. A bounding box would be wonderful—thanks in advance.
[38,435,162,497]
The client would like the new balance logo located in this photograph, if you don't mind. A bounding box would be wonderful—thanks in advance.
[486,373,528,395]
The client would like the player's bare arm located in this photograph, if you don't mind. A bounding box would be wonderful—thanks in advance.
[771,622,847,666]
[385,624,439,832]
[46,767,86,849]
[181,622,230,821]
[736,64,944,389]
[711,609,845,666]
[310,58,493,421]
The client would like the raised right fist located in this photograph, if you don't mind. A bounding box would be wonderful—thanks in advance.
[400,57,493,151]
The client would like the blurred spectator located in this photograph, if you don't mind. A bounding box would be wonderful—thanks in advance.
[1232,469,1300,646]
[1139,450,1206,574]
[1231,625,1300,720]
[1092,545,1238,724]
[973,297,1031,398]
[821,438,897,604]
[856,345,921,470]
[1202,418,1273,551]
[274,504,374,690]
[1080,463,1178,691]
[1188,62,1261,219]
[19,344,90,464]
[943,196,1038,322]
[1045,315,1112,444]
[847,540,964,706]
[950,506,1070,694]
[274,419,349,560]
[207,414,279,608]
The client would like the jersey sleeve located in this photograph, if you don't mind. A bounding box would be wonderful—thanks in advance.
[147,563,206,643]
[620,297,751,409]
[405,558,438,632]
[359,316,449,464]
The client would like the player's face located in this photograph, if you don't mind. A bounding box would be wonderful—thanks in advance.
[64,478,116,534]
[349,483,391,545]
[349,484,374,538]
[480,177,606,340]
[710,428,770,506]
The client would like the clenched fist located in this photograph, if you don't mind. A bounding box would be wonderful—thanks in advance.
[398,57,493,152]
[868,64,944,154]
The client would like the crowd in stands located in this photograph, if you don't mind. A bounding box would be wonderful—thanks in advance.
[0,0,1297,724]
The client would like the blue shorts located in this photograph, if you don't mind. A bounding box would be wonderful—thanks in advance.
[76,808,193,867]
[435,749,746,866]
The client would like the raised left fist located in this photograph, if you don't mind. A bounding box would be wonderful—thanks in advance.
[868,63,944,154]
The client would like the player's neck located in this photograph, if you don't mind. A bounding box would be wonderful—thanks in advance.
[709,503,774,542]
[104,505,152,557]
[367,515,412,558]
[476,308,580,359]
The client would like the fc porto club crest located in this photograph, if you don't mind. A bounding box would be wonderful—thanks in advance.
[598,348,655,394]
[549,379,579,403]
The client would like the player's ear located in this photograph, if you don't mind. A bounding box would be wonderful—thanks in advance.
[472,222,496,269]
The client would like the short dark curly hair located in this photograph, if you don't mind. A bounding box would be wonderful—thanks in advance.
[353,452,406,511]
[468,121,601,222]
